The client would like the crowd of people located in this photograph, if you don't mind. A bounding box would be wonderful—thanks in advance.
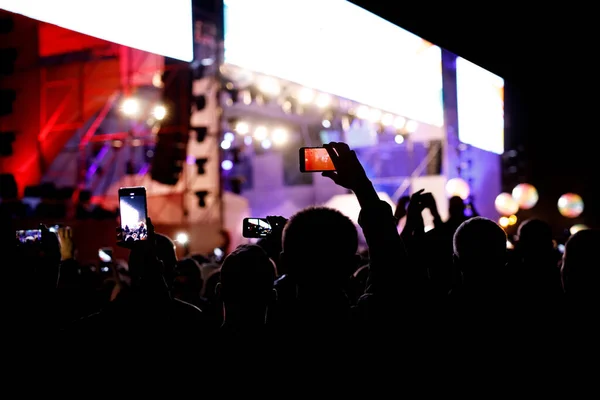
[4,141,599,384]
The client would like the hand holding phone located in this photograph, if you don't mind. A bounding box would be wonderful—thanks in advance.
[242,218,272,238]
[299,147,336,172]
[117,186,149,246]
[320,142,370,192]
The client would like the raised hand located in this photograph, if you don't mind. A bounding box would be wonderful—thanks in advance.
[321,142,369,191]
[57,226,74,261]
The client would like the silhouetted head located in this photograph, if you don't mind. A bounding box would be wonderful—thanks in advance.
[281,206,359,288]
[516,218,554,257]
[448,196,466,219]
[218,244,275,306]
[155,233,177,284]
[453,216,507,276]
[174,257,203,295]
[561,229,600,296]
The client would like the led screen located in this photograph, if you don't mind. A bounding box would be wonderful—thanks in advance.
[0,0,193,61]
[456,56,504,154]
[224,0,444,127]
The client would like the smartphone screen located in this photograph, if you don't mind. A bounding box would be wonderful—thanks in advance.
[299,147,335,172]
[118,186,148,242]
[242,218,272,238]
[16,229,42,244]
[98,248,113,262]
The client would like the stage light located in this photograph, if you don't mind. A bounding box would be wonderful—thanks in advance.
[298,87,315,104]
[282,100,293,113]
[254,126,268,141]
[152,104,167,120]
[355,105,369,120]
[405,120,419,133]
[381,113,394,126]
[221,160,234,170]
[224,132,235,142]
[508,215,517,225]
[272,128,288,145]
[175,232,189,245]
[322,119,331,128]
[235,121,249,135]
[394,134,404,144]
[393,116,406,130]
[499,216,509,228]
[368,108,382,123]
[258,76,280,96]
[315,93,331,108]
[244,136,253,146]
[261,139,272,149]
[152,72,163,88]
[221,140,232,150]
[121,97,140,117]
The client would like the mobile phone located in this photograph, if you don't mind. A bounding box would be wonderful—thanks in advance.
[16,229,42,244]
[98,247,113,262]
[118,186,149,242]
[242,218,272,238]
[299,146,335,173]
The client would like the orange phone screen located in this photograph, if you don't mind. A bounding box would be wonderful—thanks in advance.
[304,148,335,171]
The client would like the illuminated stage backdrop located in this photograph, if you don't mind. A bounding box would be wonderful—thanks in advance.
[0,0,194,61]
[456,56,505,155]
[223,0,444,127]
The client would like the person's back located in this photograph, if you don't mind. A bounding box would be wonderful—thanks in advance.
[274,206,360,338]
[218,244,275,335]
[448,217,512,323]
[62,232,209,366]
[561,229,600,309]
[512,219,563,310]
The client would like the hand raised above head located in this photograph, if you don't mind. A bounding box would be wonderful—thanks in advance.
[266,215,288,233]
[321,142,369,191]
[57,225,75,261]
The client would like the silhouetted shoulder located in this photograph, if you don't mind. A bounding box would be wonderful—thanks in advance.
[173,297,204,316]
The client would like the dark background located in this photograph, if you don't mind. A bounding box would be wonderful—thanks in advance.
[350,1,598,233]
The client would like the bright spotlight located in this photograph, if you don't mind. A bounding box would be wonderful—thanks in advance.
[152,104,167,121]
[322,119,331,128]
[121,97,140,117]
[223,132,235,142]
[235,121,249,134]
[221,160,234,170]
[152,72,163,88]
[394,134,404,144]
[393,116,406,130]
[244,136,253,145]
[272,128,288,145]
[315,93,331,108]
[220,140,232,150]
[298,87,315,104]
[381,113,394,126]
[499,217,509,228]
[254,126,268,141]
[261,139,272,149]
[355,105,369,120]
[368,108,382,123]
[405,120,419,133]
[175,232,189,245]
[258,77,280,96]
